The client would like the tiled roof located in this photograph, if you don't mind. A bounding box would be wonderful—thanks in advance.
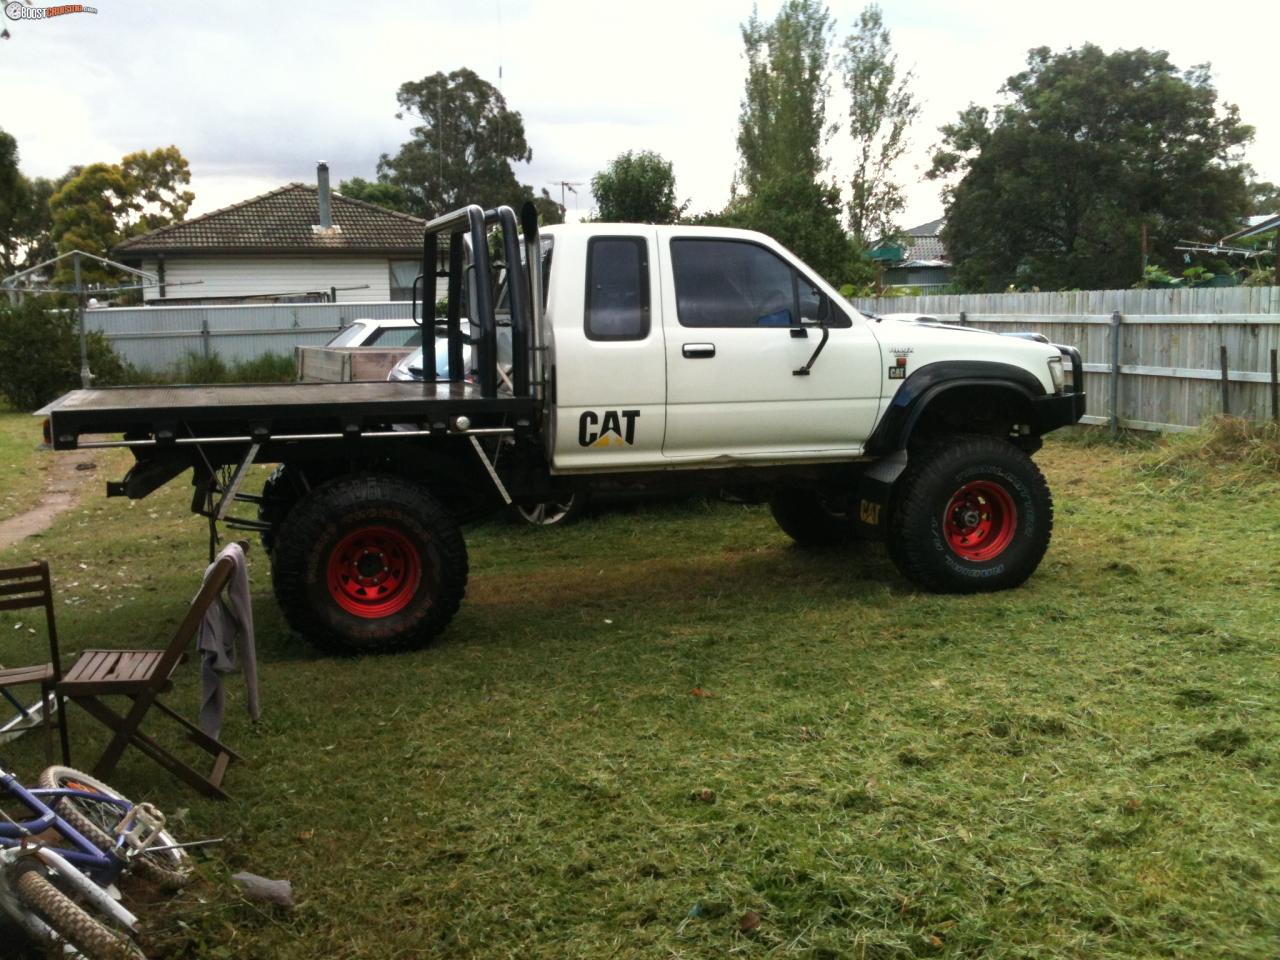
[905,218,944,238]
[900,219,948,264]
[114,184,425,256]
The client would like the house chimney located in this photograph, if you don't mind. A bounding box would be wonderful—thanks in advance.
[316,162,332,228]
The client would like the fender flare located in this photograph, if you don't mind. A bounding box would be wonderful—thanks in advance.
[865,361,1046,456]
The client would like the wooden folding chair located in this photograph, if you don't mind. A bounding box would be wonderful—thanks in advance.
[57,552,244,800]
[0,561,70,764]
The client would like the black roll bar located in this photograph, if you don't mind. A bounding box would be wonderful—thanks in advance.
[419,203,537,400]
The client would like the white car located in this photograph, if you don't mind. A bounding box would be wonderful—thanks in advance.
[327,317,423,349]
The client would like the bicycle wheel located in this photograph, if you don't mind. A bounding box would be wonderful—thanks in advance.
[14,863,145,960]
[38,766,193,891]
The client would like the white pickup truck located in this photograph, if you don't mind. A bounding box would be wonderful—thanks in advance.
[40,203,1084,655]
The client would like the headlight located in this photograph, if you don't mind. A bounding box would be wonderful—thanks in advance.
[1047,356,1064,393]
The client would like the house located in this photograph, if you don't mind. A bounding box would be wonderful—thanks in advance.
[114,164,427,304]
[870,218,953,290]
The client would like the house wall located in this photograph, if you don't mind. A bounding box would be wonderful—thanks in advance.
[140,255,407,303]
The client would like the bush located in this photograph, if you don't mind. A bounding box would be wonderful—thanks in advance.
[0,297,126,410]
[118,351,296,386]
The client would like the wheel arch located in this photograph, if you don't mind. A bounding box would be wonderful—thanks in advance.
[867,361,1046,455]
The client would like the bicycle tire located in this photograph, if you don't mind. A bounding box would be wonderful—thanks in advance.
[15,864,145,960]
[38,766,193,891]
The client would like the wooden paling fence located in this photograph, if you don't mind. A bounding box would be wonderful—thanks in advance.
[852,286,1280,432]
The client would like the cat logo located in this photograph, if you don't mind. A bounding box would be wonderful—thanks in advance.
[858,499,882,526]
[579,409,640,447]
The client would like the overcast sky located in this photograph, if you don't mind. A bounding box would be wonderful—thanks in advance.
[2,0,1277,229]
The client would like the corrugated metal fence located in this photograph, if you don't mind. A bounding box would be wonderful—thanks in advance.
[852,286,1280,432]
[85,301,415,370]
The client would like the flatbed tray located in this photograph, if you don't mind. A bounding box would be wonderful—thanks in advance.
[40,380,536,447]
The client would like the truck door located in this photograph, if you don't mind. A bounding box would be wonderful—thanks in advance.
[549,228,668,472]
[660,236,882,461]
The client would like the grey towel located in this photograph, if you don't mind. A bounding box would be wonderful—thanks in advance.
[197,542,260,738]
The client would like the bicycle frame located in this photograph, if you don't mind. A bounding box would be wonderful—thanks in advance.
[0,767,129,883]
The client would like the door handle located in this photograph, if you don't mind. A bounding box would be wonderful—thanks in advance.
[682,343,715,359]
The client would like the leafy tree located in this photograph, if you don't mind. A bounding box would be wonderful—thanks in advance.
[0,128,59,276]
[337,176,414,214]
[929,45,1253,291]
[731,0,866,284]
[591,150,685,223]
[841,4,919,247]
[377,68,532,218]
[1246,180,1279,216]
[48,146,193,287]
[737,0,832,193]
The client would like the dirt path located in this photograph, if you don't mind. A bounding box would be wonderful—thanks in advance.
[0,451,98,552]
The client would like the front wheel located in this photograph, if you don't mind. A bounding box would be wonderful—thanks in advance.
[14,863,145,960]
[38,766,193,891]
[887,436,1053,592]
[271,475,469,655]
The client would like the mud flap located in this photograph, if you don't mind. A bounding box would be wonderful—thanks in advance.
[852,449,907,541]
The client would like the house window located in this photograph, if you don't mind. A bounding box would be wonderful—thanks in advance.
[389,260,420,302]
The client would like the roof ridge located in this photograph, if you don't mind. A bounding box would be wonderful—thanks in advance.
[329,188,425,224]
[116,183,306,248]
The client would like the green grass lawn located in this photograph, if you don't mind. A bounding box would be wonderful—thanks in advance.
[0,421,1276,959]
[0,405,48,523]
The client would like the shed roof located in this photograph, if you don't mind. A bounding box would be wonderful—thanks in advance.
[114,183,425,257]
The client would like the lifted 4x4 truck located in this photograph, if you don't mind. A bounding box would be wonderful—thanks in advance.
[39,204,1085,655]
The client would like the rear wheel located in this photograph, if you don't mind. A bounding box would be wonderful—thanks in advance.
[14,863,145,960]
[888,436,1052,592]
[38,766,192,891]
[769,488,855,547]
[512,492,586,527]
[272,475,469,655]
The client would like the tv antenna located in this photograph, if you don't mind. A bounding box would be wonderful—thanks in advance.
[551,180,583,210]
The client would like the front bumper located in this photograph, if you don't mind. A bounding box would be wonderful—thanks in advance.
[1032,390,1087,433]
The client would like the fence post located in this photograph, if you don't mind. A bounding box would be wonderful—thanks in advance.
[1219,345,1230,417]
[1109,310,1122,435]
[1271,348,1278,422]
[200,314,211,360]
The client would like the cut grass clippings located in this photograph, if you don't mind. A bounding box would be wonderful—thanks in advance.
[0,419,1275,958]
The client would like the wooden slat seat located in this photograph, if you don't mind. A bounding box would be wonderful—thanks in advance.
[60,650,172,696]
[0,663,55,686]
[0,561,69,763]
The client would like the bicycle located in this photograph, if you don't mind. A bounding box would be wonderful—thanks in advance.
[0,761,194,959]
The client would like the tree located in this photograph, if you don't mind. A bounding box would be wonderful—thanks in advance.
[337,176,414,214]
[1246,180,1280,216]
[377,68,532,218]
[841,4,919,247]
[590,150,685,223]
[929,46,1253,291]
[0,128,58,276]
[731,0,865,284]
[737,0,832,193]
[48,146,193,287]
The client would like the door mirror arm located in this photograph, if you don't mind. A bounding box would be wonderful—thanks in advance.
[793,320,830,376]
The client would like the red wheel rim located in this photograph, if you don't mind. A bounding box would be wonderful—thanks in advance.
[326,526,422,618]
[943,480,1017,561]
